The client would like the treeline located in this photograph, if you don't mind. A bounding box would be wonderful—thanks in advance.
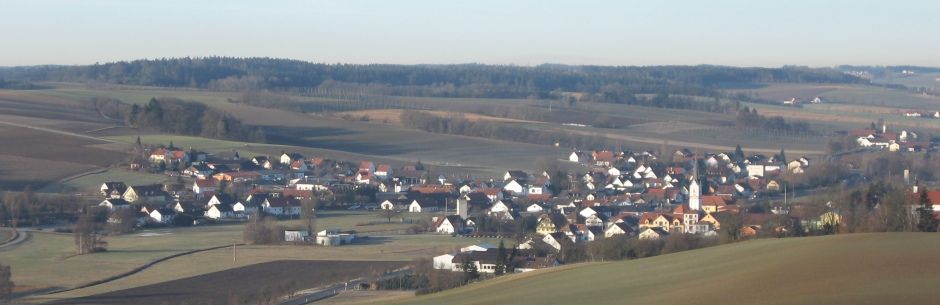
[0,57,863,99]
[0,189,85,227]
[735,106,813,135]
[599,93,741,114]
[399,110,613,150]
[94,97,265,142]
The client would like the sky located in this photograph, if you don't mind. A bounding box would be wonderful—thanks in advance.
[1,0,938,67]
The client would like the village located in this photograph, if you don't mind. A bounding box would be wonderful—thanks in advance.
[84,126,940,281]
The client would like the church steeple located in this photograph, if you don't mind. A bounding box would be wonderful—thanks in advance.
[689,158,701,211]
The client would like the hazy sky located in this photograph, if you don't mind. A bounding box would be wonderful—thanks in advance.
[2,0,938,67]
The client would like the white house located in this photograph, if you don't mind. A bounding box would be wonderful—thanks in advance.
[206,204,235,219]
[526,203,545,213]
[262,197,302,216]
[232,201,257,215]
[638,227,670,240]
[149,208,176,224]
[503,180,525,196]
[489,201,511,214]
[542,232,568,251]
[99,199,131,210]
[568,151,582,163]
[436,215,466,234]
[192,179,217,195]
[746,164,765,177]
[605,222,635,238]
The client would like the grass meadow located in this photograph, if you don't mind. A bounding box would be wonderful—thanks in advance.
[390,233,940,305]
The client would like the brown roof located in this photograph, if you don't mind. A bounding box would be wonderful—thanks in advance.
[593,150,615,162]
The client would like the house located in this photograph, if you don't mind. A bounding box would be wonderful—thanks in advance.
[536,214,568,235]
[262,197,303,216]
[504,170,529,182]
[542,232,572,251]
[638,227,670,239]
[290,160,309,172]
[375,164,392,178]
[379,199,398,210]
[100,182,127,198]
[503,180,525,196]
[206,204,235,219]
[183,163,214,179]
[280,152,304,165]
[568,151,584,163]
[700,196,728,214]
[605,222,636,238]
[149,208,176,224]
[123,185,167,203]
[435,215,466,234]
[99,198,131,210]
[592,150,614,166]
[206,193,235,208]
[192,179,218,195]
[232,201,258,215]
[526,203,545,213]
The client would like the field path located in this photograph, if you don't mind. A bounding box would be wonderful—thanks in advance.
[28,243,241,300]
[0,230,28,250]
[0,120,116,144]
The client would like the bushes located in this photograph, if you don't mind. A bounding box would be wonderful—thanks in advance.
[243,215,285,244]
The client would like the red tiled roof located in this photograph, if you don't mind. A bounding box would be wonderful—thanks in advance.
[194,179,217,187]
[593,151,614,162]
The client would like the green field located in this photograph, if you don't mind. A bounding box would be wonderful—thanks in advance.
[2,211,503,303]
[390,233,940,305]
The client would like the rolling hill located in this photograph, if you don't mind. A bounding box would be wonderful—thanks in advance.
[389,233,940,305]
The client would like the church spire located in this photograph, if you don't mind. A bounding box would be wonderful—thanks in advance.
[689,155,701,211]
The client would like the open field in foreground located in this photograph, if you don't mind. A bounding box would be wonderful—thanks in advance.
[390,233,940,305]
[4,211,503,303]
[46,260,404,305]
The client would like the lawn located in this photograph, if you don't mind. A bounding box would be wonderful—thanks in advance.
[389,233,940,305]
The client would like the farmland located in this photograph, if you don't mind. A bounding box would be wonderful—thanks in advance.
[45,260,405,305]
[0,124,128,190]
[3,210,507,303]
[390,233,940,305]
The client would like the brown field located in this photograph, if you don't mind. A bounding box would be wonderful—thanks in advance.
[335,109,538,125]
[0,124,128,189]
[45,260,405,305]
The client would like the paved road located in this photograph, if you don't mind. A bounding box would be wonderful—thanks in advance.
[0,229,28,250]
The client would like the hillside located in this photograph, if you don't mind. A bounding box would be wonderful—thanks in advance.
[390,233,940,305]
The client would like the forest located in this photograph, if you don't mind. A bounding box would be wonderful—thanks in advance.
[93,97,266,142]
[1,57,863,100]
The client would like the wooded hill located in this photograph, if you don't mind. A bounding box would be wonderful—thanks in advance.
[1,58,862,100]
